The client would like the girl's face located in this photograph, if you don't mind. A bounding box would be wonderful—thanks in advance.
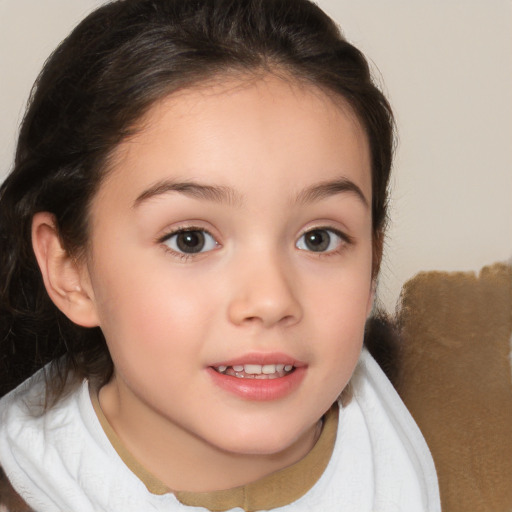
[82,74,373,484]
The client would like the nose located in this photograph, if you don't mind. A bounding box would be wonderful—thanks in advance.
[227,254,303,328]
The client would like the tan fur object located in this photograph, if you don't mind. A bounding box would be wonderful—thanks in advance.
[396,262,512,512]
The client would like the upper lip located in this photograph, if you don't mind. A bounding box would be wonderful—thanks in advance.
[209,352,306,368]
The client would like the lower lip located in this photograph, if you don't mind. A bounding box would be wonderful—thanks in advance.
[207,367,306,401]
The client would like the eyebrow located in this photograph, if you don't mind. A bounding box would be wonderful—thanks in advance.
[133,180,242,208]
[133,176,369,209]
[295,177,369,207]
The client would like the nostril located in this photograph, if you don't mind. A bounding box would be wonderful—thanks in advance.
[227,284,303,327]
[242,314,295,326]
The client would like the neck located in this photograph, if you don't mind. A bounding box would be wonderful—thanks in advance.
[97,377,323,492]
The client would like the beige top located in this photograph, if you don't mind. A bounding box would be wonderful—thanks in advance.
[90,391,338,512]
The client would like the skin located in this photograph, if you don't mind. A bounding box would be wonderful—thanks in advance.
[36,74,374,492]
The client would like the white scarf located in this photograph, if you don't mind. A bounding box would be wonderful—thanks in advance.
[0,349,440,511]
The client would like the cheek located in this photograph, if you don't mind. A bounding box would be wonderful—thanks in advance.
[312,284,369,399]
[301,253,372,359]
[303,247,373,317]
[88,253,219,368]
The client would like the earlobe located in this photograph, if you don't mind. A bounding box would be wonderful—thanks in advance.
[31,212,99,328]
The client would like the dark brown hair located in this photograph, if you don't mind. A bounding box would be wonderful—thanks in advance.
[0,0,395,403]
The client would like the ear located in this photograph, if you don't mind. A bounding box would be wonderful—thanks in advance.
[372,230,385,281]
[364,279,376,318]
[32,212,99,328]
[367,229,384,317]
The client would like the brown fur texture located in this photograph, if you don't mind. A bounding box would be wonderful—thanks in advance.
[1,263,510,511]
[396,262,512,512]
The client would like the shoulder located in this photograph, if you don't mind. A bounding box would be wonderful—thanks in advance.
[0,466,34,512]
[0,376,40,512]
[350,349,441,511]
[0,370,76,512]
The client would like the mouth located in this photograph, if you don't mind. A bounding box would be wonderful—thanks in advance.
[208,353,306,400]
[211,363,296,380]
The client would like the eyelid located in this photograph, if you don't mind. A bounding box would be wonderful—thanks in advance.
[159,225,212,241]
[157,219,218,241]
[299,225,352,242]
[296,225,353,253]
[158,225,220,258]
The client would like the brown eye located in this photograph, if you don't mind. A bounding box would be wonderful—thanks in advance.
[296,228,345,253]
[164,229,217,254]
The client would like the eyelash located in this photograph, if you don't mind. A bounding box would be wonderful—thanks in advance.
[295,227,352,257]
[158,226,219,260]
[157,225,352,260]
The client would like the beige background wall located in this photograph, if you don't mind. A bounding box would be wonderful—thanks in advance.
[1,0,511,312]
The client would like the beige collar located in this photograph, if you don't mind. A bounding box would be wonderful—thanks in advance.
[91,390,338,512]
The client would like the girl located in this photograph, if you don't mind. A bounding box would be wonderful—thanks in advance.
[0,0,440,510]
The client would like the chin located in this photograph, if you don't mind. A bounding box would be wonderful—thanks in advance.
[211,420,317,458]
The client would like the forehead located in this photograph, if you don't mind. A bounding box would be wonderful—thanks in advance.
[98,74,372,207]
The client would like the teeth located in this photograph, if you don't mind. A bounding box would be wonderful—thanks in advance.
[244,364,262,374]
[262,364,277,374]
[213,363,295,376]
[242,364,283,374]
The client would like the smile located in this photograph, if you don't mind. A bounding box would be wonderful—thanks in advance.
[208,353,306,400]
[213,364,295,379]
